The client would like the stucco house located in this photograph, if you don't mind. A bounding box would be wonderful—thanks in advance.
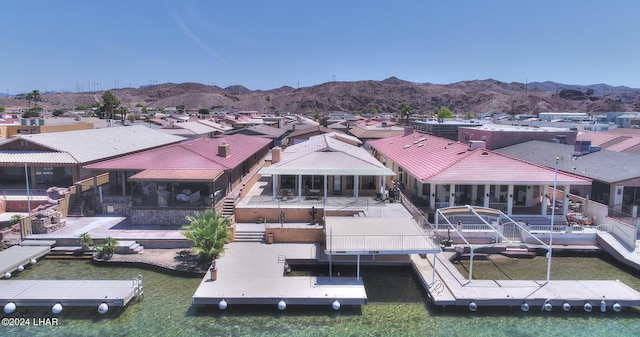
[84,133,271,225]
[368,129,591,218]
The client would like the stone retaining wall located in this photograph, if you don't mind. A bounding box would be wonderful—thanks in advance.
[130,208,199,226]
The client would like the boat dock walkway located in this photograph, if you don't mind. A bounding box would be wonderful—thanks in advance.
[192,242,367,308]
[411,252,640,311]
[0,240,55,277]
[596,232,640,271]
[0,278,142,312]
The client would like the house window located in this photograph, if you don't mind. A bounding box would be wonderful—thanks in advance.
[346,176,354,189]
[4,167,22,176]
[422,183,430,196]
[281,175,296,189]
[361,176,375,190]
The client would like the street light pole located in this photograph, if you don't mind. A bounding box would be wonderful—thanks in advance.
[546,157,560,283]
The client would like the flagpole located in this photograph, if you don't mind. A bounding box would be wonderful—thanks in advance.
[546,157,559,283]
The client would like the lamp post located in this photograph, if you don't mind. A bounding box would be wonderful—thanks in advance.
[546,157,560,283]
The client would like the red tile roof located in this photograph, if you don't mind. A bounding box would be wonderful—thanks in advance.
[85,134,270,171]
[369,132,471,181]
[369,131,590,185]
[577,131,624,147]
[430,150,591,185]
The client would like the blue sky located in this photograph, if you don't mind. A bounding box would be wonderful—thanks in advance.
[2,0,639,94]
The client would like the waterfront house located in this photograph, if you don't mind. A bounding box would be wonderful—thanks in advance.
[368,129,591,218]
[0,125,185,194]
[259,132,395,202]
[496,140,640,218]
[84,134,271,225]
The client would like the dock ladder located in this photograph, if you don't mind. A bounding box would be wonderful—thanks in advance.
[134,274,144,300]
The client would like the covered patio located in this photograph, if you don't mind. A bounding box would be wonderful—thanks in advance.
[259,133,396,203]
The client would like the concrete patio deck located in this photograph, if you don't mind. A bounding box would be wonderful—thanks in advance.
[192,242,367,308]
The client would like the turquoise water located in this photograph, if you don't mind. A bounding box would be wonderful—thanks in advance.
[2,257,640,337]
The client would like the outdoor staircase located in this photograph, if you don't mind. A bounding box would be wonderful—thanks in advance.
[234,229,266,243]
[68,197,90,217]
[114,241,144,254]
[220,197,235,218]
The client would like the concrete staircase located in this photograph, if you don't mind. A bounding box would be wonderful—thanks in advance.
[115,241,144,254]
[234,229,265,243]
[220,197,235,218]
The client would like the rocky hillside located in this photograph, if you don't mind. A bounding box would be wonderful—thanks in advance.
[3,78,640,116]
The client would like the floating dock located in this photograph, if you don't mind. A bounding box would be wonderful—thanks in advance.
[0,278,142,313]
[412,253,640,312]
[192,243,367,309]
[0,240,55,277]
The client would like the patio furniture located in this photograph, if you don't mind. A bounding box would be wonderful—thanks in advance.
[568,213,593,225]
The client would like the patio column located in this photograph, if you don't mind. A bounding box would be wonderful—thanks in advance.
[562,184,570,216]
[449,184,455,207]
[324,174,328,202]
[29,167,37,190]
[121,171,126,196]
[471,185,478,206]
[541,184,548,215]
[354,175,359,202]
[272,174,277,200]
[507,184,514,215]
[483,184,490,208]
[298,174,303,201]
[429,183,436,209]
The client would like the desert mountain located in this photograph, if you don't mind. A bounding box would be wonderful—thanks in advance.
[3,78,640,115]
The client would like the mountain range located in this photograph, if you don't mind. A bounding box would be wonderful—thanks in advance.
[2,78,639,115]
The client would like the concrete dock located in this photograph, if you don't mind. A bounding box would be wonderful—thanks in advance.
[192,242,367,308]
[412,253,640,311]
[0,279,140,309]
[0,241,54,277]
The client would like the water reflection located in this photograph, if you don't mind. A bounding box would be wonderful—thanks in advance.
[1,256,639,336]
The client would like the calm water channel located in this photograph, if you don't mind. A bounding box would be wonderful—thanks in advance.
[2,255,640,337]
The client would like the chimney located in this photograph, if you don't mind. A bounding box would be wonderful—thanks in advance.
[403,127,413,136]
[272,147,282,163]
[218,142,231,157]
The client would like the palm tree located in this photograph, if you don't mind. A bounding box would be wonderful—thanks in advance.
[398,102,412,126]
[183,209,231,261]
[25,90,39,110]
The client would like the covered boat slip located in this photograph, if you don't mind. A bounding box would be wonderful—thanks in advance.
[324,217,441,280]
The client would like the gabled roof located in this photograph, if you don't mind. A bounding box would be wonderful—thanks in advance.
[197,119,233,133]
[85,133,270,171]
[348,125,406,139]
[0,125,185,164]
[369,132,590,185]
[577,131,626,147]
[495,140,640,183]
[368,132,472,181]
[287,125,340,138]
[260,133,393,176]
[230,124,288,138]
[429,150,591,185]
[168,121,220,135]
